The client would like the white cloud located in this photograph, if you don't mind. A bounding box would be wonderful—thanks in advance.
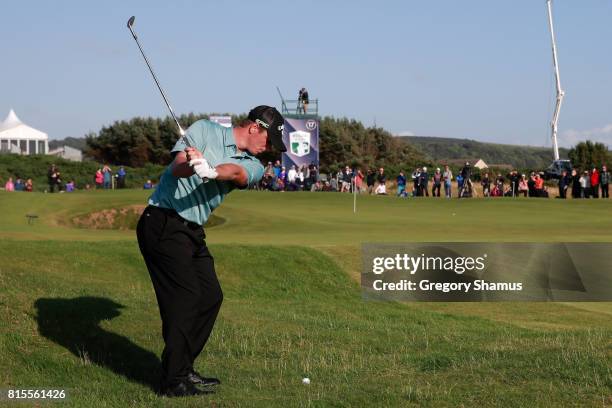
[559,124,612,148]
[396,130,415,137]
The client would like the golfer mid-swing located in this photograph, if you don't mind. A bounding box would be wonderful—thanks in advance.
[136,106,286,397]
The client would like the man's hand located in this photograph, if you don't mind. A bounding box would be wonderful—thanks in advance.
[185,147,204,162]
[190,158,218,180]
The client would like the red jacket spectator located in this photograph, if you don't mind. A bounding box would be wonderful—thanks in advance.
[590,169,600,186]
[535,175,544,190]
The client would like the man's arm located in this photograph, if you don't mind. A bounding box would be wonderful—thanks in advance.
[171,152,194,178]
[215,164,248,186]
[172,151,248,186]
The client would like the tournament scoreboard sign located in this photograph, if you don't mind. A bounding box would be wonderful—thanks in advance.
[281,118,319,169]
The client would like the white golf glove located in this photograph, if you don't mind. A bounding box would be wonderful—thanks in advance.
[189,158,218,180]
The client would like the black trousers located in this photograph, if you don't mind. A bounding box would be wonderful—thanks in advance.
[136,205,223,387]
[602,184,609,198]
[432,184,441,197]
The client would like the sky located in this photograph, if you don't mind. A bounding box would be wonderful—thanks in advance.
[1,0,611,149]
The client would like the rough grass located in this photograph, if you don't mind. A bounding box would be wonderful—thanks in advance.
[0,190,610,407]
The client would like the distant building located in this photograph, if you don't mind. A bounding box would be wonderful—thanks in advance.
[472,159,487,170]
[48,145,83,162]
[0,109,48,155]
[447,158,514,171]
[447,158,489,169]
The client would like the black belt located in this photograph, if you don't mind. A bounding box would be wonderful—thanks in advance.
[148,205,202,229]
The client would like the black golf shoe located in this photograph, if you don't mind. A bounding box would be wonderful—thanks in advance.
[187,370,221,387]
[160,379,214,397]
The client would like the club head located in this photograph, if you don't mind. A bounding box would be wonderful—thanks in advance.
[127,16,135,29]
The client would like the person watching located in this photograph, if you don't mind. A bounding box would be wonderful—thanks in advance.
[298,87,309,114]
[443,165,453,198]
[601,165,610,198]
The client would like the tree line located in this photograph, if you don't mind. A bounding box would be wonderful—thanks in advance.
[84,114,427,174]
[84,113,609,175]
[568,141,611,170]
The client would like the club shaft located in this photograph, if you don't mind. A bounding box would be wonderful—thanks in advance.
[128,25,190,146]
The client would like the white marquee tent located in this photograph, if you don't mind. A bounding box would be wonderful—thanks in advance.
[0,109,48,155]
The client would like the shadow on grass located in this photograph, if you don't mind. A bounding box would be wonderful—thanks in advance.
[34,297,160,392]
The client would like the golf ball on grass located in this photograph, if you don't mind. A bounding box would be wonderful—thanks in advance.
[302,377,310,385]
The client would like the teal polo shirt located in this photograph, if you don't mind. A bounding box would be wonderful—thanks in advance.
[148,120,264,225]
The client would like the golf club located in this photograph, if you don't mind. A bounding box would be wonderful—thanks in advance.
[126,16,189,145]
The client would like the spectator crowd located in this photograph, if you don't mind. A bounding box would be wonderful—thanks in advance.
[3,176,33,192]
[254,161,611,200]
[0,163,145,193]
[3,159,609,199]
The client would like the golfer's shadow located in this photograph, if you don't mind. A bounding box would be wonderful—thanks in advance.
[34,297,160,391]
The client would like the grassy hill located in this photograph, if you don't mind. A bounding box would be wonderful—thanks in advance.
[0,190,610,407]
[399,136,571,170]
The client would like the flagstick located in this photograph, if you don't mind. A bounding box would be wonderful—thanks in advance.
[353,178,357,214]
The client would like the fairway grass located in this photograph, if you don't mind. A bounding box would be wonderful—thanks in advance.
[2,190,612,243]
[0,191,610,407]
